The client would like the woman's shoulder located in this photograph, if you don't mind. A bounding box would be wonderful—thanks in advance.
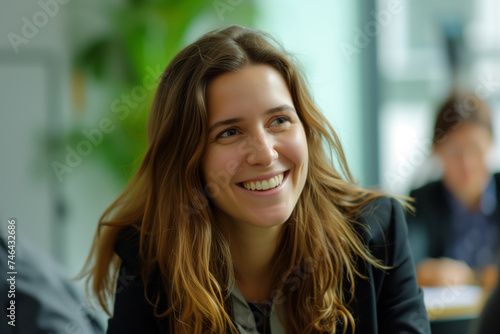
[107,227,168,334]
[114,226,142,273]
[354,195,403,228]
[113,226,164,291]
[355,195,397,222]
[353,196,410,258]
[349,196,431,333]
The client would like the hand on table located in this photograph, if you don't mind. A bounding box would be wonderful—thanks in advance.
[416,258,475,286]
[480,264,499,289]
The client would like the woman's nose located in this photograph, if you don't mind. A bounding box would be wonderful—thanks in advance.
[244,131,278,166]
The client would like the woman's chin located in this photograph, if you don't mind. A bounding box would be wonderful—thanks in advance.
[243,211,292,229]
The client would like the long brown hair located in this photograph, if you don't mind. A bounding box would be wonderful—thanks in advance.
[81,25,386,333]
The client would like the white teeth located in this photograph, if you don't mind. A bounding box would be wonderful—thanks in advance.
[242,173,285,191]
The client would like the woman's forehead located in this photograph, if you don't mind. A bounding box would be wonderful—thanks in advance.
[206,65,294,123]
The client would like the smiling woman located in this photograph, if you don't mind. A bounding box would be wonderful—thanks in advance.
[204,65,308,231]
[80,25,430,334]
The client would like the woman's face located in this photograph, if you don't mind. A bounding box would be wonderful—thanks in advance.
[435,122,492,194]
[202,64,308,228]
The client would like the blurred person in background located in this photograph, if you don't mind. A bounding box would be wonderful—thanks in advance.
[0,234,104,334]
[408,93,500,288]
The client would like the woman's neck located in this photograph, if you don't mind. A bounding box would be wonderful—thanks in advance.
[216,211,283,302]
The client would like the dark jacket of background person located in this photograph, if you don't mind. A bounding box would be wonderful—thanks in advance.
[475,283,500,334]
[106,197,430,334]
[407,173,500,266]
[0,235,104,334]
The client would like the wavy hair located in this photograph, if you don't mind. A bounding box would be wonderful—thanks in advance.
[81,25,387,333]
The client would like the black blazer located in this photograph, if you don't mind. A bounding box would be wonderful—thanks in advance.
[107,197,430,333]
[407,174,500,265]
[475,282,500,334]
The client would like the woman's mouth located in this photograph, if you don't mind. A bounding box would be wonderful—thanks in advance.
[239,171,287,191]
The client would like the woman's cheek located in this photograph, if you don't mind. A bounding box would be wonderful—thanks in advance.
[204,147,242,188]
[284,127,308,165]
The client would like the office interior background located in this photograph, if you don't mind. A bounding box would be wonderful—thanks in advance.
[1,0,499,326]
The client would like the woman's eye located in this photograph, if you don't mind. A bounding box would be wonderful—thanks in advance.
[270,116,290,126]
[218,128,240,138]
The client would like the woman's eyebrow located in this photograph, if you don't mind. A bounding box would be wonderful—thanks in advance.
[208,104,296,134]
[265,104,296,116]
